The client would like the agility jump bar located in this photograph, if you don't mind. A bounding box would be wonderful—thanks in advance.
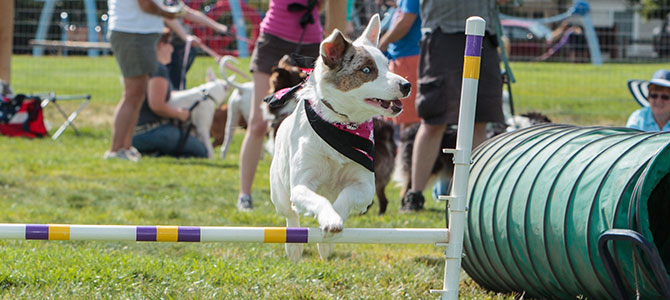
[0,224,449,244]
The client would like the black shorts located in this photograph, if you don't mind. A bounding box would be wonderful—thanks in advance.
[416,29,505,125]
[249,32,320,74]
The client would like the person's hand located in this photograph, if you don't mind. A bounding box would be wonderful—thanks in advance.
[177,109,190,122]
[378,41,388,53]
[188,35,203,48]
[216,24,228,34]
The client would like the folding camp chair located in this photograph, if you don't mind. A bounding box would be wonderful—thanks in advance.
[39,92,91,140]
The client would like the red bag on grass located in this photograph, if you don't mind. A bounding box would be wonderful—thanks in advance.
[0,94,48,138]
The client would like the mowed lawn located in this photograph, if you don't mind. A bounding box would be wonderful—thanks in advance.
[0,55,663,299]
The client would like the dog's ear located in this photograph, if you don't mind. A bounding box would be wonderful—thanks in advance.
[227,75,236,85]
[321,29,350,69]
[206,67,217,82]
[278,55,294,69]
[355,14,381,47]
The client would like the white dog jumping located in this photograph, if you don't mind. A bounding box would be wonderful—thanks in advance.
[269,15,410,261]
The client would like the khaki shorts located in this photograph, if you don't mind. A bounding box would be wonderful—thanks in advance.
[416,29,504,125]
[250,32,320,74]
[110,31,160,78]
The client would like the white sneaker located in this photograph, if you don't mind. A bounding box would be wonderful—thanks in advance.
[104,149,139,162]
[127,146,142,160]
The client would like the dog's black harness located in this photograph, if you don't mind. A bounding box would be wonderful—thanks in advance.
[304,100,375,172]
[174,89,217,156]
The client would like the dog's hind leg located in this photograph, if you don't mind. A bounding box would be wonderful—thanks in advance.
[271,177,304,261]
[284,212,303,262]
[376,184,388,215]
[220,99,240,159]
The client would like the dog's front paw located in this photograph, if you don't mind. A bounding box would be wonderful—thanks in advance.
[318,211,343,233]
[285,244,304,262]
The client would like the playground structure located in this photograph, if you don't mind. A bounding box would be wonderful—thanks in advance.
[30,0,262,58]
[500,0,603,65]
[0,13,485,300]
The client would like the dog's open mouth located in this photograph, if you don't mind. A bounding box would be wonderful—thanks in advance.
[365,98,403,114]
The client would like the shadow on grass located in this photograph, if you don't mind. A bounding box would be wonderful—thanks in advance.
[169,159,238,169]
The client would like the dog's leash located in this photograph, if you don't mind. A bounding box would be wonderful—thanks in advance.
[179,37,194,91]
[286,0,318,68]
[174,89,217,155]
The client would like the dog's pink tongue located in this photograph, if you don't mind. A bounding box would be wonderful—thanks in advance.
[391,100,403,113]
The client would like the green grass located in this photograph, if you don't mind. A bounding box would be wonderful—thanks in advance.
[1,55,662,299]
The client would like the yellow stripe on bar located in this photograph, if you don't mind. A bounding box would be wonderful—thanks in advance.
[49,225,70,240]
[264,227,286,243]
[462,56,481,79]
[156,226,178,242]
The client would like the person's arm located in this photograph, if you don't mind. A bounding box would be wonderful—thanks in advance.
[146,76,189,122]
[137,0,180,19]
[324,0,348,35]
[182,6,228,34]
[378,10,417,52]
[164,18,203,48]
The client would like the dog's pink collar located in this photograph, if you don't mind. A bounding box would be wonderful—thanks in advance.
[308,99,373,138]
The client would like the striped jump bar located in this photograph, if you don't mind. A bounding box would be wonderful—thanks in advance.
[0,224,449,244]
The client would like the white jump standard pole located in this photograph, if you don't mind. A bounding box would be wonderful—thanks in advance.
[430,16,486,300]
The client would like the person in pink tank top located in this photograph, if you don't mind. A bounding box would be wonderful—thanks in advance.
[236,0,347,211]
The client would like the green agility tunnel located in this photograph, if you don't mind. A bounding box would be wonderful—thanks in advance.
[462,124,670,299]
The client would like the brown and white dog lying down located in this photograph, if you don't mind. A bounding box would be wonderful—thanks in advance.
[270,15,410,261]
[394,112,552,201]
[263,57,398,215]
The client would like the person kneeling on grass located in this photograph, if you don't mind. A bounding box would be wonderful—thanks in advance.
[626,69,670,132]
[131,28,208,158]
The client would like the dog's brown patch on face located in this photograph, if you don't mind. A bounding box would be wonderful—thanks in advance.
[324,46,378,92]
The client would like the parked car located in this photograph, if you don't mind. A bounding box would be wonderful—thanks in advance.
[500,19,554,60]
[653,20,670,58]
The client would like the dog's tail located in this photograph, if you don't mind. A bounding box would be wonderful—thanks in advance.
[219,55,248,91]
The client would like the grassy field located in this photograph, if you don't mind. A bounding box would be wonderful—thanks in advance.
[0,55,664,299]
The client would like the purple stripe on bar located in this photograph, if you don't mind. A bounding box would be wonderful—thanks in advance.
[136,226,157,241]
[464,35,483,57]
[26,224,49,240]
[177,227,200,242]
[285,227,308,243]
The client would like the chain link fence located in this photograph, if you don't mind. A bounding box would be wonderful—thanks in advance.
[10,0,670,125]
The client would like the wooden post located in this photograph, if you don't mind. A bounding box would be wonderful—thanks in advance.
[0,0,14,83]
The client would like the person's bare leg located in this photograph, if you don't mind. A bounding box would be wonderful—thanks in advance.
[239,72,270,197]
[110,75,149,152]
[409,122,447,193]
[472,122,487,149]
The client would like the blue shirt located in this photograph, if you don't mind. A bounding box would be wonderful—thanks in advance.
[387,0,421,59]
[626,106,670,132]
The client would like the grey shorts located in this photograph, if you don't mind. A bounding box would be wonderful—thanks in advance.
[416,29,504,125]
[110,31,160,78]
[249,32,320,74]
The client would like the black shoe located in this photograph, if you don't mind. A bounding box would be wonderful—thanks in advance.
[400,191,425,212]
[237,194,253,211]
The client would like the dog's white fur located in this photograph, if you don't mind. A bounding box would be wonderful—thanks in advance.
[217,56,255,159]
[167,60,235,158]
[269,15,410,261]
